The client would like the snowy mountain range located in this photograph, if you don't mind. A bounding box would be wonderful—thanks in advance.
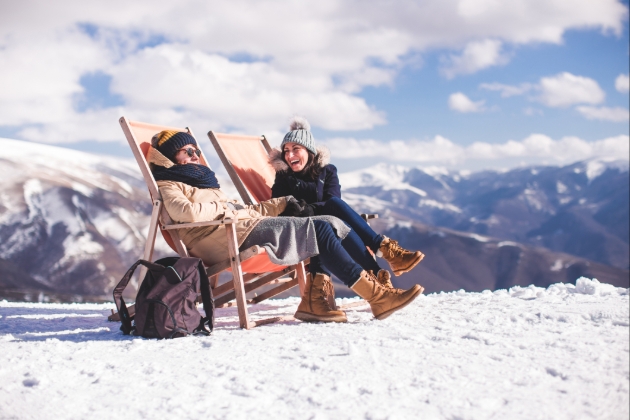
[0,138,627,300]
[340,160,629,270]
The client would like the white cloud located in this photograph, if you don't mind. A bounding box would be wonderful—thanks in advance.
[448,92,485,113]
[0,0,627,143]
[441,39,509,78]
[576,106,629,122]
[482,72,608,108]
[320,134,629,169]
[480,82,534,97]
[538,72,606,107]
[615,74,630,93]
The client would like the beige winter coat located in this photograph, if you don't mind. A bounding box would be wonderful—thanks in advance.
[147,147,288,266]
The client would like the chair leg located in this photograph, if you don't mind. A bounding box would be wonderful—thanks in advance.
[138,199,161,289]
[225,221,253,329]
[209,274,219,289]
[296,261,307,297]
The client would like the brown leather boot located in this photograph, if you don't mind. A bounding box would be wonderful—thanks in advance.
[372,269,422,295]
[295,273,347,323]
[351,270,424,320]
[379,237,425,276]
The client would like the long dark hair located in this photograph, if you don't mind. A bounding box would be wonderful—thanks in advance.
[284,150,322,180]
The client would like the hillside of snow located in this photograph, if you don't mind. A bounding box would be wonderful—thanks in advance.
[1,278,628,419]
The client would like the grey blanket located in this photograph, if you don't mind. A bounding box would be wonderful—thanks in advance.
[240,216,350,266]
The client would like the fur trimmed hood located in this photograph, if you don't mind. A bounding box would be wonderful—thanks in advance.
[147,146,175,168]
[269,145,330,172]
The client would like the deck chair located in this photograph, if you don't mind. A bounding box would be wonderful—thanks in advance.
[109,117,308,330]
[207,131,377,310]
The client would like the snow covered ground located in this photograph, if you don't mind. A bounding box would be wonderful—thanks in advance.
[1,278,628,420]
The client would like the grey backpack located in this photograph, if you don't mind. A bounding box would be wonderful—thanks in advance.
[113,257,213,339]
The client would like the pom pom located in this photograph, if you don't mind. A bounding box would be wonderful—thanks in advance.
[289,116,311,132]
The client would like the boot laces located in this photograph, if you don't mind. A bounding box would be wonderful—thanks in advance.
[314,276,333,308]
[385,239,407,258]
[322,280,334,301]
[370,270,391,288]
[366,271,389,293]
[370,270,405,295]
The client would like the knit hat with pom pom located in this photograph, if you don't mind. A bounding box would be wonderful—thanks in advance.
[281,116,316,155]
[152,130,198,162]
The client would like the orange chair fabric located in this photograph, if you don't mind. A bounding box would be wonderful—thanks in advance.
[212,134,276,203]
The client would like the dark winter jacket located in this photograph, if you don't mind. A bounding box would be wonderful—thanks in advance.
[269,146,341,214]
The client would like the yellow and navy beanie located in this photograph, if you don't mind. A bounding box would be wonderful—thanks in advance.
[154,130,197,161]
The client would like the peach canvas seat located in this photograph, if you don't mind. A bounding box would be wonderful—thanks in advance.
[207,132,276,205]
[109,117,307,329]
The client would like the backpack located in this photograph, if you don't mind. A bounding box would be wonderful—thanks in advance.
[113,257,214,339]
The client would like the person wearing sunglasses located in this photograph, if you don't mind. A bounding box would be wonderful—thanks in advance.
[147,130,423,323]
[177,146,202,161]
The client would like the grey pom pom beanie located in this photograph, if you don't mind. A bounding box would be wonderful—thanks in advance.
[281,116,317,155]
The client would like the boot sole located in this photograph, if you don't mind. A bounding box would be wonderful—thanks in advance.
[374,285,424,320]
[392,253,425,276]
[294,311,348,323]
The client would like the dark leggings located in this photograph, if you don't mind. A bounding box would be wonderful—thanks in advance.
[310,197,383,277]
[311,220,365,287]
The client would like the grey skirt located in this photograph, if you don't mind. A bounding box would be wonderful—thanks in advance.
[240,216,350,266]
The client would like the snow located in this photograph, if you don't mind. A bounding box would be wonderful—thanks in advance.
[1,278,627,419]
[550,259,563,272]
[341,192,391,214]
[340,163,428,197]
[585,158,629,182]
[556,181,568,194]
[498,241,521,247]
[418,198,462,213]
[58,233,104,267]
[467,233,491,242]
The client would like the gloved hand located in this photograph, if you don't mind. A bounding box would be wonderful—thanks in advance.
[297,200,315,217]
[279,197,303,216]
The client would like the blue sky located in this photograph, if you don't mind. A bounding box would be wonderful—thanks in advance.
[0,0,628,172]
[349,30,629,142]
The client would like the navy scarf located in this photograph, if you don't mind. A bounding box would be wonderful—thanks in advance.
[152,164,220,189]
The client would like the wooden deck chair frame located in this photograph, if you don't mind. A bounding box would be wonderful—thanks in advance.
[207,131,376,311]
[110,117,308,330]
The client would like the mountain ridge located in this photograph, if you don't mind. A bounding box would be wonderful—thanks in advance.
[340,158,629,269]
[0,138,627,300]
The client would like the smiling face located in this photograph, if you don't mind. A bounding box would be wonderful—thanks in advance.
[283,142,310,173]
[174,143,201,165]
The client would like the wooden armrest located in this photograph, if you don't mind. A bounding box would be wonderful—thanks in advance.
[162,217,238,230]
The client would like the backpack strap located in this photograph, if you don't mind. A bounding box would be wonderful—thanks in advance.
[113,260,167,335]
[193,259,214,336]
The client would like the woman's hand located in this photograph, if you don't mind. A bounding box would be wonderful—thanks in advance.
[279,197,303,216]
[297,199,315,217]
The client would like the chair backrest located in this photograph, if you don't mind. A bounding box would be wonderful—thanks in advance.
[119,117,212,253]
[207,132,275,205]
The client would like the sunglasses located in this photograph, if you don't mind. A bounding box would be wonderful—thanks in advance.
[178,147,202,157]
